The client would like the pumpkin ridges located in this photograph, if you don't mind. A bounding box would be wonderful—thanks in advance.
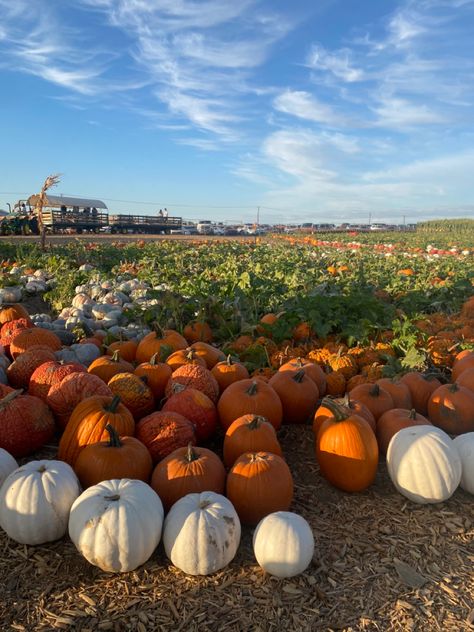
[217,378,283,432]
[268,369,319,425]
[9,327,62,358]
[376,408,431,455]
[223,414,283,468]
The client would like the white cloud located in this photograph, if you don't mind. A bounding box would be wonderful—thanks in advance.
[372,96,447,127]
[273,90,343,126]
[306,44,364,82]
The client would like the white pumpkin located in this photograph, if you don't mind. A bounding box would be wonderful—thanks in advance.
[453,433,474,495]
[0,448,18,489]
[387,425,462,504]
[72,293,94,309]
[70,343,101,366]
[163,491,241,576]
[253,511,314,578]
[69,479,164,573]
[0,460,81,544]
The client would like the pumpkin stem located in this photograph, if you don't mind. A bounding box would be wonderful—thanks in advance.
[248,415,267,430]
[0,389,23,408]
[105,394,121,413]
[369,384,380,397]
[170,382,186,395]
[292,368,306,383]
[104,494,120,501]
[226,354,234,366]
[105,423,123,447]
[408,408,417,420]
[320,397,348,422]
[152,322,164,337]
[246,380,259,396]
[149,352,159,366]
[448,382,460,393]
[110,349,121,363]
[185,443,199,462]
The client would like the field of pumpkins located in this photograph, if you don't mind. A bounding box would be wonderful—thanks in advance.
[0,228,473,631]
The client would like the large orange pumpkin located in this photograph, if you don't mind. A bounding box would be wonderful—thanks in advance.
[223,414,283,468]
[226,451,293,525]
[150,444,226,511]
[135,411,196,463]
[349,383,394,421]
[376,408,431,455]
[456,367,474,393]
[217,378,283,431]
[315,398,379,492]
[106,339,138,363]
[452,354,474,381]
[375,378,412,409]
[58,395,135,465]
[135,327,188,364]
[313,394,376,437]
[74,423,153,488]
[268,368,319,424]
[427,383,474,435]
[9,327,62,358]
[279,357,327,397]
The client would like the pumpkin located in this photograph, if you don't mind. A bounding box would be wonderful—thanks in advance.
[0,390,55,457]
[456,367,474,393]
[163,491,240,576]
[452,354,474,381]
[29,361,86,402]
[376,408,431,456]
[0,447,18,488]
[256,313,278,337]
[183,321,213,344]
[292,321,313,342]
[325,370,346,397]
[452,433,474,494]
[69,478,164,572]
[279,358,327,397]
[47,372,113,430]
[9,327,62,358]
[107,339,138,363]
[189,341,226,369]
[226,452,293,525]
[162,386,217,442]
[58,395,135,465]
[165,364,219,403]
[217,379,283,432]
[135,327,188,364]
[386,425,461,504]
[375,378,412,409]
[313,394,376,437]
[166,348,207,372]
[315,398,378,492]
[151,444,226,511]
[0,317,31,354]
[427,383,474,435]
[0,383,14,398]
[268,369,319,424]
[253,511,314,578]
[223,414,283,468]
[400,372,441,416]
[328,350,358,379]
[348,383,394,421]
[134,353,173,403]
[74,424,153,488]
[88,350,134,384]
[107,372,155,420]
[211,355,250,393]
[6,345,57,388]
[0,460,80,544]
[0,303,31,326]
[136,411,196,463]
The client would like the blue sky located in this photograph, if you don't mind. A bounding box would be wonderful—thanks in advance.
[1,0,473,224]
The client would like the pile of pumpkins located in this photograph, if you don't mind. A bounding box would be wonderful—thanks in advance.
[0,300,473,578]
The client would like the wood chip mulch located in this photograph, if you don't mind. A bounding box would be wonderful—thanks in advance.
[1,427,473,632]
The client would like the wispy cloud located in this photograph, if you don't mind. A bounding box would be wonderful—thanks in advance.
[306,44,364,82]
[273,90,344,127]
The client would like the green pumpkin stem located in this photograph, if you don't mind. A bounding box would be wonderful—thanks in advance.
[246,380,259,396]
[320,397,349,422]
[105,423,123,448]
[105,394,121,413]
[293,368,306,383]
[248,415,267,430]
[369,383,380,397]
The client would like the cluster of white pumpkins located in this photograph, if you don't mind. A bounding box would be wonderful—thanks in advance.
[0,454,314,578]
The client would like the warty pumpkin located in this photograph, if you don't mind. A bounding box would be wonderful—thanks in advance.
[74,423,153,488]
[226,451,293,525]
[0,318,31,354]
[58,394,135,465]
[9,327,62,358]
[107,372,155,420]
[151,443,226,511]
[0,303,31,326]
[6,345,57,389]
[162,385,217,442]
[217,378,283,432]
[29,361,86,402]
[165,364,220,403]
[135,410,196,463]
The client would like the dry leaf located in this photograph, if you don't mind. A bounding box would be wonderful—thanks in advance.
[393,558,428,588]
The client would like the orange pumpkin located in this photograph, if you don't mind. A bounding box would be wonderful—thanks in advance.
[134,353,172,403]
[28,361,86,402]
[74,423,153,488]
[136,411,196,463]
[189,341,226,369]
[315,398,379,492]
[278,357,327,397]
[162,386,217,442]
[183,321,213,344]
[58,395,135,465]
[0,318,31,354]
[456,367,474,392]
[211,355,250,393]
[376,378,412,409]
[135,327,188,364]
[325,370,346,397]
[452,354,474,381]
[166,347,207,372]
[6,345,57,389]
[217,378,283,431]
[399,372,442,416]
[427,383,474,435]
[107,372,155,420]
[223,414,283,468]
[106,339,138,363]
[88,350,134,384]
[292,321,313,342]
[256,313,278,337]
[376,408,431,456]
[349,383,394,421]
[313,394,376,437]
[268,368,319,424]
[150,444,226,511]
[9,327,62,358]
[226,451,293,525]
[165,364,220,403]
[0,303,31,326]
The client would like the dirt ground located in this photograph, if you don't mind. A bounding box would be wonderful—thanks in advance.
[1,425,473,632]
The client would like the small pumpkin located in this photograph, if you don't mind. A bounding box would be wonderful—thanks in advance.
[163,491,241,576]
[88,350,134,384]
[189,341,226,369]
[151,443,226,511]
[226,451,293,525]
[217,379,283,432]
[166,348,207,372]
[223,414,283,468]
[253,511,314,578]
[325,370,346,397]
[399,372,441,416]
[135,327,188,364]
[427,383,474,435]
[0,460,80,544]
[107,372,155,420]
[183,321,213,344]
[211,355,250,393]
[0,303,31,326]
[107,339,138,363]
[58,394,135,465]
[69,478,164,572]
[74,423,153,488]
[348,383,394,421]
[134,353,173,403]
[376,378,412,409]
[278,358,327,397]
[387,425,461,504]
